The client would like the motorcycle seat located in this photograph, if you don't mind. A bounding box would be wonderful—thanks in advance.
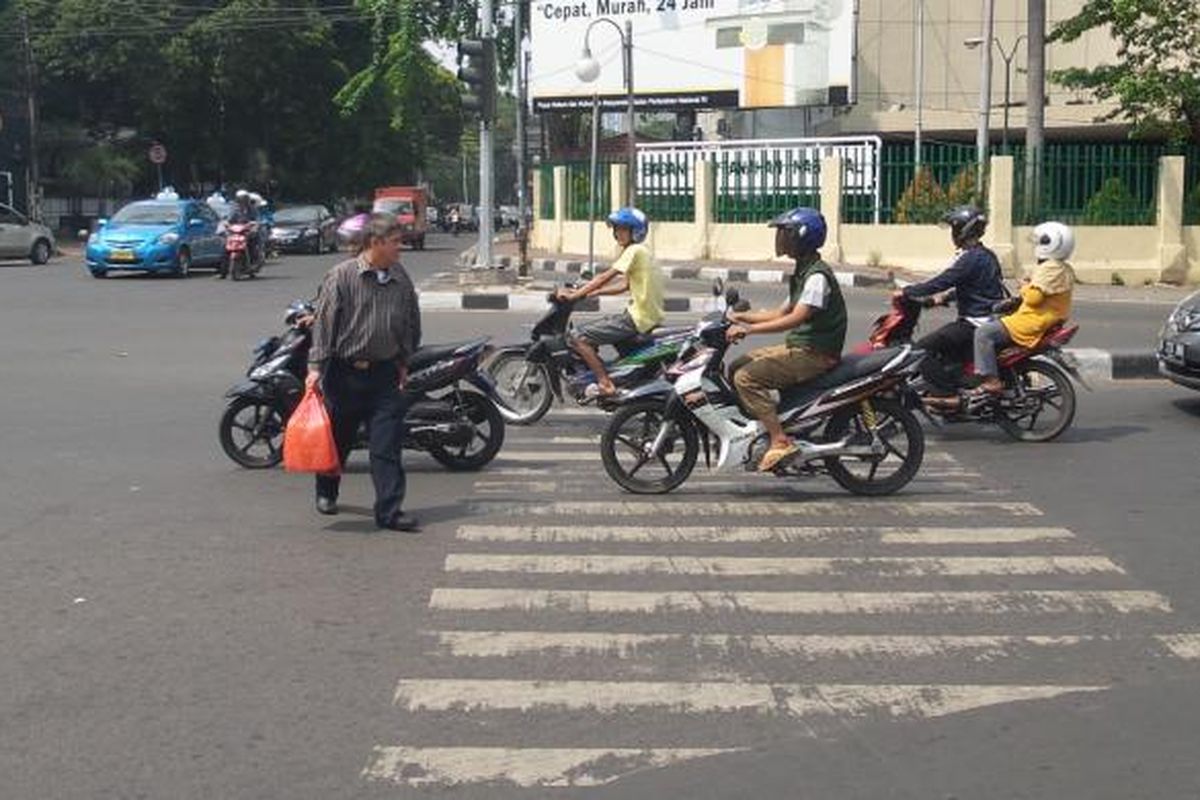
[778,347,906,411]
[996,321,1077,362]
[409,338,489,371]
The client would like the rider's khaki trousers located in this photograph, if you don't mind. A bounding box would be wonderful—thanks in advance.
[732,344,838,424]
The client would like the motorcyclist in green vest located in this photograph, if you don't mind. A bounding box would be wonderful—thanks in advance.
[727,207,849,472]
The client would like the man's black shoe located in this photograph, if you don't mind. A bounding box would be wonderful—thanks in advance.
[315,496,339,515]
[381,513,420,532]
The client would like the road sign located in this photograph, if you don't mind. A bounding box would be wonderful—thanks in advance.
[148,144,167,165]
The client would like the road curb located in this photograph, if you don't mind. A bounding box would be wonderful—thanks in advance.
[454,251,892,289]
[418,290,721,314]
[1064,348,1159,382]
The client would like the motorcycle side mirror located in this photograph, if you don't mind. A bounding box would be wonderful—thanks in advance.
[724,287,741,307]
[711,277,725,297]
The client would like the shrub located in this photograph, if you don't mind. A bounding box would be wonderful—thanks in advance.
[1082,177,1152,225]
[1185,181,1200,224]
[945,167,981,209]
[894,166,947,224]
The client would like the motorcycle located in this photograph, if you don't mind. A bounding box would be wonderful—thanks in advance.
[222,221,264,280]
[486,291,695,425]
[861,293,1087,442]
[219,301,506,471]
[598,290,929,496]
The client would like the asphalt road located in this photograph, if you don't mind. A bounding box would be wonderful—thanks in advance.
[2,235,1200,799]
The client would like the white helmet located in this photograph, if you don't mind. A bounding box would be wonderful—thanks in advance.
[235,189,250,201]
[1032,221,1075,261]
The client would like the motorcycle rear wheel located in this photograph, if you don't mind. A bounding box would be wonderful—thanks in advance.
[427,390,506,471]
[219,397,287,468]
[995,359,1076,442]
[600,399,698,494]
[823,397,924,496]
[488,352,554,425]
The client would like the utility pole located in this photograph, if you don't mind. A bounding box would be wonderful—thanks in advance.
[477,0,495,269]
[1025,0,1046,223]
[913,0,925,173]
[515,0,530,275]
[975,0,996,193]
[19,9,41,222]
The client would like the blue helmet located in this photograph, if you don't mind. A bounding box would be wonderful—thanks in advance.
[607,206,649,243]
[768,206,827,253]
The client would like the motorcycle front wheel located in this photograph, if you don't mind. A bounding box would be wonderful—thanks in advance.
[219,397,287,468]
[823,397,924,496]
[995,359,1076,442]
[600,399,698,494]
[488,352,554,425]
[428,390,506,471]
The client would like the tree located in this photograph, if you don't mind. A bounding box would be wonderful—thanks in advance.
[894,167,947,224]
[1050,0,1200,145]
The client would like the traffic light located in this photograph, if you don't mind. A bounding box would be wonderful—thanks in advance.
[457,38,496,122]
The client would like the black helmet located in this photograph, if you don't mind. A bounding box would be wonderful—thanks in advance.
[941,205,987,247]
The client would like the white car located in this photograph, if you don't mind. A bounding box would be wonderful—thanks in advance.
[0,203,55,264]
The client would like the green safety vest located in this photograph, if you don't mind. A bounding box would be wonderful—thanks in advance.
[785,257,848,357]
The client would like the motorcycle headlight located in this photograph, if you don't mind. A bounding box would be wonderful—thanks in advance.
[158,232,180,245]
[249,352,292,380]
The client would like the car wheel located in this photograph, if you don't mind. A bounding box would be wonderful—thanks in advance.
[30,239,52,265]
[173,247,191,278]
[91,269,108,279]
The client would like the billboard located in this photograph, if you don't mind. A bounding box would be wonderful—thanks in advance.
[530,0,854,112]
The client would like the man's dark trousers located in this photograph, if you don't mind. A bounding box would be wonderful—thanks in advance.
[915,319,976,394]
[316,361,407,526]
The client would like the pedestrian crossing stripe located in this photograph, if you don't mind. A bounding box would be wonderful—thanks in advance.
[428,588,1170,615]
[494,450,963,464]
[454,524,1074,544]
[475,500,1044,518]
[427,631,1198,662]
[443,554,1124,577]
[363,746,737,788]
[391,679,1105,717]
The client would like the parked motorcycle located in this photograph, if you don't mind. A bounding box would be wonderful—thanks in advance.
[222,220,264,280]
[219,301,506,471]
[487,292,695,425]
[599,290,928,496]
[862,293,1087,442]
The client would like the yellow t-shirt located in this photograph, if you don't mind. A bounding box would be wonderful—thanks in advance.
[612,243,664,333]
[1000,260,1074,348]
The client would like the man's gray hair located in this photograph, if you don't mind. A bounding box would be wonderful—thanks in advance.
[356,212,404,254]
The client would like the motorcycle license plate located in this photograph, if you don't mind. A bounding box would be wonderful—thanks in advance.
[110,249,136,262]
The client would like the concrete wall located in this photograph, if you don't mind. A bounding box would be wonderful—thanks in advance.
[532,156,1200,285]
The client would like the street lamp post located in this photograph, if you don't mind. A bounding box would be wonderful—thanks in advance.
[967,34,1027,152]
[574,18,637,207]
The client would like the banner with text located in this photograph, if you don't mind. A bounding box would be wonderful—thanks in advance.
[531,0,854,112]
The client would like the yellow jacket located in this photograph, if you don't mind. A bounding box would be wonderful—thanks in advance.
[1001,259,1075,348]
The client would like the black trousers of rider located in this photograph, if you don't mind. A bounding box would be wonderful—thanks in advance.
[915,319,976,394]
[316,360,408,527]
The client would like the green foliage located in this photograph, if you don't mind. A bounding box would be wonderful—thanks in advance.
[1050,0,1200,145]
[945,167,980,209]
[61,144,141,195]
[894,166,947,224]
[1185,181,1200,224]
[1081,177,1152,225]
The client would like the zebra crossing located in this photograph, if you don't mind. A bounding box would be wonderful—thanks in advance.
[362,407,1200,791]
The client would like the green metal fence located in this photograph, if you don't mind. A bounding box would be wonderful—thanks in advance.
[842,142,979,224]
[1014,143,1163,226]
[538,165,555,220]
[637,150,696,223]
[563,160,615,222]
[715,148,821,224]
[1185,146,1200,226]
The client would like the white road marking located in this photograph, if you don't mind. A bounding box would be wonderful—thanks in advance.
[455,524,1075,544]
[479,500,1044,518]
[444,553,1123,577]
[393,679,1104,717]
[478,467,982,481]
[430,631,1117,661]
[494,450,963,464]
[429,588,1171,615]
[1156,634,1200,660]
[363,746,733,788]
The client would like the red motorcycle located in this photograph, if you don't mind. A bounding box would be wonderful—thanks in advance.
[859,294,1087,442]
[222,221,263,281]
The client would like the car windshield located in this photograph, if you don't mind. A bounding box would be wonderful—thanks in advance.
[374,198,414,215]
[274,206,320,224]
[112,203,181,225]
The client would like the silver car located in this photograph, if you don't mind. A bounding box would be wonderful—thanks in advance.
[1158,290,1200,390]
[0,203,55,265]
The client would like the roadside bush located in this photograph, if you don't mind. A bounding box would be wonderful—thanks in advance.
[894,166,947,224]
[1082,177,1153,225]
[945,167,981,209]
[1185,181,1200,225]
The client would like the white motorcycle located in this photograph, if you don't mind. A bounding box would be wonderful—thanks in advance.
[599,291,929,496]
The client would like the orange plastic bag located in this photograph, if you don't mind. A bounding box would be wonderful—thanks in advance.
[283,384,340,474]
